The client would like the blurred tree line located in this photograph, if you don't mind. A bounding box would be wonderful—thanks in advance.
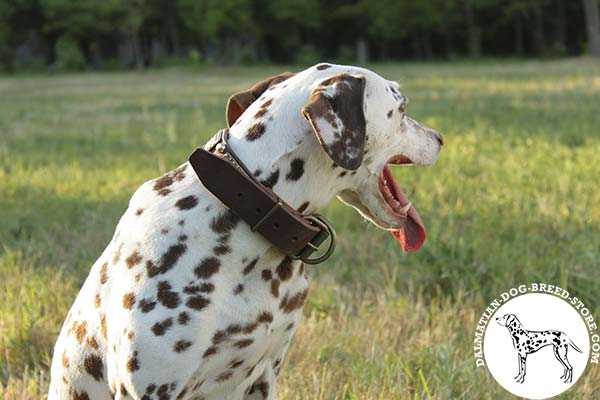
[1,0,599,72]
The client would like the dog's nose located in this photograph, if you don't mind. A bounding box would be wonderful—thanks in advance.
[434,131,444,146]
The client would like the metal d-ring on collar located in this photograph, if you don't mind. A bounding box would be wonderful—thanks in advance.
[292,215,336,264]
[206,129,336,265]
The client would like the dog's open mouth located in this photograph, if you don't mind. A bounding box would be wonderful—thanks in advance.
[378,156,426,252]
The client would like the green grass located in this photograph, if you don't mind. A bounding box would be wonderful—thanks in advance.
[1,59,600,399]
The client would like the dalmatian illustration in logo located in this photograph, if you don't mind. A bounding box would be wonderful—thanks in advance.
[496,314,583,384]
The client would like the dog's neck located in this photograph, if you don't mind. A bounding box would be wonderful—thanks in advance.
[226,119,347,215]
[506,321,523,333]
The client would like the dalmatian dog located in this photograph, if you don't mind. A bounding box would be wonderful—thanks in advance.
[49,63,443,400]
[496,314,583,384]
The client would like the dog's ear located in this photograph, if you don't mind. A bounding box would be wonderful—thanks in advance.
[226,72,295,127]
[302,73,366,170]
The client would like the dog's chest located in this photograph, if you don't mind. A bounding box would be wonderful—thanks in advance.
[183,287,305,397]
[178,250,309,390]
[94,171,311,396]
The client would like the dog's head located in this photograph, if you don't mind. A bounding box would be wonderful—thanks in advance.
[496,314,519,327]
[226,63,442,252]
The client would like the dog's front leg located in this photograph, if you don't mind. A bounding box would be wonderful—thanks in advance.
[517,354,527,383]
[514,354,522,381]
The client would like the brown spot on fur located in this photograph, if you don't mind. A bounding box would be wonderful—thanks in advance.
[218,233,230,244]
[87,336,99,350]
[261,98,273,108]
[183,282,215,294]
[338,171,347,177]
[261,269,272,281]
[254,108,268,118]
[62,351,69,368]
[125,251,142,269]
[234,338,254,348]
[203,345,219,358]
[242,257,259,275]
[120,384,128,396]
[154,175,173,194]
[270,279,280,297]
[176,388,188,400]
[157,281,181,309]
[276,257,294,281]
[297,202,310,213]
[153,165,187,196]
[216,370,233,382]
[258,311,273,324]
[387,109,393,118]
[146,242,187,278]
[187,295,210,311]
[194,257,221,279]
[135,208,144,216]
[94,294,101,308]
[100,314,107,340]
[230,359,244,368]
[280,288,309,313]
[212,330,229,345]
[123,292,136,309]
[152,318,173,336]
[174,340,192,353]
[213,244,231,255]
[210,210,240,233]
[100,262,109,284]
[161,228,169,235]
[72,321,87,343]
[260,170,279,188]
[178,312,189,325]
[234,284,244,294]
[113,243,124,264]
[127,351,139,372]
[139,298,156,313]
[71,390,90,400]
[157,384,170,399]
[316,63,332,70]
[247,122,266,141]
[84,354,104,381]
[224,325,241,337]
[175,195,198,210]
[286,158,304,181]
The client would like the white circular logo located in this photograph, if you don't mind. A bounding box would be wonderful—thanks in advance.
[483,293,590,399]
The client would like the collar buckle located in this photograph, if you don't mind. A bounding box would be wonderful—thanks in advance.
[293,215,336,264]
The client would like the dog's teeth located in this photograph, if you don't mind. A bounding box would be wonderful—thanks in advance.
[400,201,412,214]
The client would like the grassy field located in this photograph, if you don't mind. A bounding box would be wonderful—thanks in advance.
[1,59,599,399]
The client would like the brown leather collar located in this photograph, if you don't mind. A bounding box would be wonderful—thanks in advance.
[188,129,336,264]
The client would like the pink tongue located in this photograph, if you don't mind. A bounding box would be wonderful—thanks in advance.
[384,166,427,252]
